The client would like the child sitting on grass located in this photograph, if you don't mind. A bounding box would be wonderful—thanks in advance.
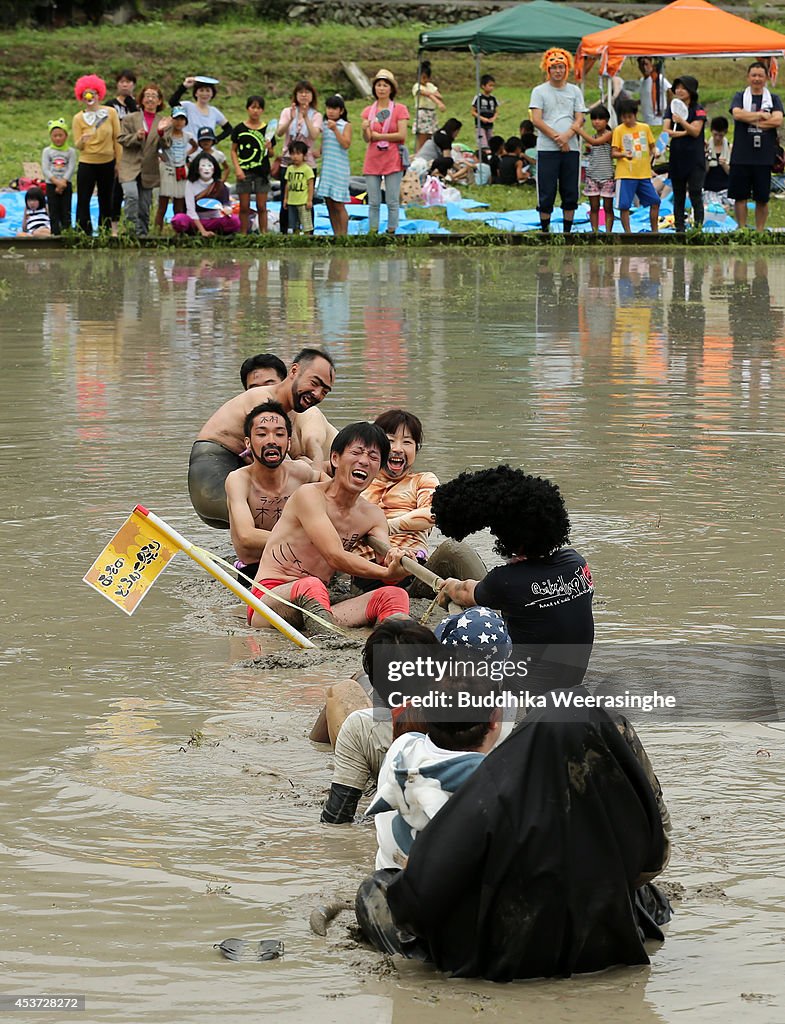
[704,116,731,198]
[495,136,529,185]
[17,186,51,237]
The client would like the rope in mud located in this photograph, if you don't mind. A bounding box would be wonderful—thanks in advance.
[191,546,351,638]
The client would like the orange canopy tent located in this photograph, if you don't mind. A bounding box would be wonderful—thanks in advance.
[576,0,785,79]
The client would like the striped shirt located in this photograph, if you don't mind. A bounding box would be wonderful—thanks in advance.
[587,138,614,182]
[362,470,439,554]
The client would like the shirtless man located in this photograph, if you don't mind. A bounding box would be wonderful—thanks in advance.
[248,422,411,631]
[240,352,287,390]
[226,401,323,585]
[189,347,338,529]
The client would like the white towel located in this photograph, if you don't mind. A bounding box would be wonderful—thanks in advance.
[742,86,773,113]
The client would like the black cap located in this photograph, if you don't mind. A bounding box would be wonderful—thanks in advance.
[197,126,216,142]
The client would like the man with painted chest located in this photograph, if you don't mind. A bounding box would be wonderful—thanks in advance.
[247,422,411,633]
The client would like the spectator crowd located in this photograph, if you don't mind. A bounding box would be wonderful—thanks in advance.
[17,53,784,238]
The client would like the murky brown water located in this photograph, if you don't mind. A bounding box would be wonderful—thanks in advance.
[1,248,783,1022]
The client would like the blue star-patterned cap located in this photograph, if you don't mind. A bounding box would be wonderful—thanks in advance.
[434,606,512,660]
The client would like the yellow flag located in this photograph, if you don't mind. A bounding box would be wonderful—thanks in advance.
[83,506,179,615]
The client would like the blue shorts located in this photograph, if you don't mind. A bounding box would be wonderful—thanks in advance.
[615,178,660,210]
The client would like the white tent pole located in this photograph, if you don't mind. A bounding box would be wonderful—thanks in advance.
[415,50,423,141]
[474,47,483,163]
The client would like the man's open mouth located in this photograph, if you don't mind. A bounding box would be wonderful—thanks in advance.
[351,469,369,482]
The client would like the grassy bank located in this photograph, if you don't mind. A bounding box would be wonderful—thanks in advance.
[1,227,777,248]
[3,17,785,229]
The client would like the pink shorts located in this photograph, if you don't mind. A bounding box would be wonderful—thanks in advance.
[247,578,287,625]
[584,175,615,199]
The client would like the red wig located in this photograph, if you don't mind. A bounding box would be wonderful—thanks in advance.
[74,74,107,102]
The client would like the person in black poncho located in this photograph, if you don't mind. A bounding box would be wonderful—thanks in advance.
[356,693,672,981]
[354,464,672,980]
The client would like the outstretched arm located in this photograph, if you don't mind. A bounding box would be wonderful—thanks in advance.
[439,577,478,606]
[296,491,406,580]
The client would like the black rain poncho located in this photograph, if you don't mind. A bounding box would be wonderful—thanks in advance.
[385,694,669,981]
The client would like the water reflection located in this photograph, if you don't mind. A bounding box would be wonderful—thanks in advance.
[19,250,785,439]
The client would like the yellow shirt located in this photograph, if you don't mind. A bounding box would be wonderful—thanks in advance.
[73,107,121,165]
[612,121,655,180]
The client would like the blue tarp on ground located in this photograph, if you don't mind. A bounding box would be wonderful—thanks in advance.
[0,190,739,237]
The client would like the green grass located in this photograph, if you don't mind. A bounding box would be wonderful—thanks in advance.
[3,17,785,229]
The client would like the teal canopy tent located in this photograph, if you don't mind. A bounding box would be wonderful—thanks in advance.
[417,1,616,157]
[419,1,615,55]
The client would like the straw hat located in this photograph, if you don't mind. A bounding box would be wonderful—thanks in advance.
[372,68,398,89]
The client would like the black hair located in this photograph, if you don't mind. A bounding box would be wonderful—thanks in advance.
[425,674,496,752]
[589,104,610,121]
[193,81,217,99]
[25,185,46,209]
[362,618,439,685]
[710,116,729,133]
[442,117,462,136]
[246,94,265,109]
[505,136,522,153]
[430,156,454,175]
[292,80,318,107]
[187,152,221,183]
[331,422,391,468]
[420,60,432,78]
[240,353,287,389]
[748,60,769,74]
[325,94,349,121]
[480,74,495,87]
[243,400,292,439]
[293,347,335,370]
[116,69,137,83]
[617,98,639,117]
[374,409,423,448]
[519,118,534,133]
[431,465,571,560]
[289,139,308,157]
[432,130,452,152]
[489,135,505,154]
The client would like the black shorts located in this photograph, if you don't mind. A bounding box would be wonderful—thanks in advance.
[727,163,772,204]
[187,440,244,529]
[536,150,581,214]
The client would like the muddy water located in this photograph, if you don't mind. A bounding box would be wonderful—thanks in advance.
[0,249,783,1022]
